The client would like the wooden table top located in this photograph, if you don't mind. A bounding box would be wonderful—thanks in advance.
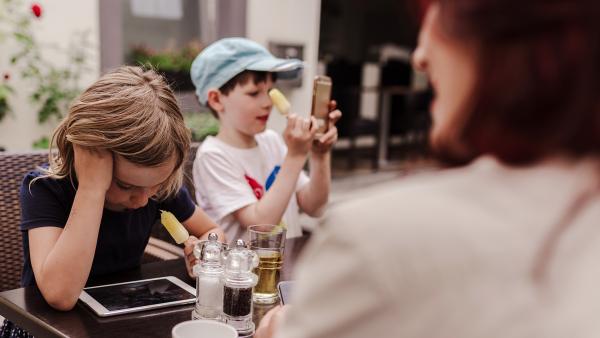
[0,235,309,338]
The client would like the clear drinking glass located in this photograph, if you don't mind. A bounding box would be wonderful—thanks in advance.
[248,224,286,304]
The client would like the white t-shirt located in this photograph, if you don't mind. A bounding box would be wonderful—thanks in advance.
[276,156,600,338]
[193,130,309,243]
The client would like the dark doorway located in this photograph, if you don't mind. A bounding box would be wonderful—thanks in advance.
[319,0,430,171]
[319,0,420,63]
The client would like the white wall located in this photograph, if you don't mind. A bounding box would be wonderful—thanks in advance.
[0,0,100,151]
[246,0,321,132]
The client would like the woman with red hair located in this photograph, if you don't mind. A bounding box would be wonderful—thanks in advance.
[256,0,600,337]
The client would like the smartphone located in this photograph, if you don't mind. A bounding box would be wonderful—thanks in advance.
[311,75,332,137]
[277,280,295,305]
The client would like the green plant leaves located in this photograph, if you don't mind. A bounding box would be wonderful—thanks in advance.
[128,42,202,73]
[1,0,90,125]
[0,83,14,121]
[32,135,49,149]
[184,112,219,142]
[0,97,9,121]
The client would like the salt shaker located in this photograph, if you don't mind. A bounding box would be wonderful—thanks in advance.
[221,239,259,337]
[191,233,225,321]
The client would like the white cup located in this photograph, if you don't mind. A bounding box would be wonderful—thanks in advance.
[172,320,238,338]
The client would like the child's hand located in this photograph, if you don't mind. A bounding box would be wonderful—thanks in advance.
[284,113,318,158]
[73,144,113,192]
[184,235,200,278]
[312,100,342,155]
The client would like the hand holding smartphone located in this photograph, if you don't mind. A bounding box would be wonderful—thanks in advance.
[311,75,332,137]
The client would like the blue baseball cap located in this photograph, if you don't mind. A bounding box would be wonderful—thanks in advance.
[191,37,303,105]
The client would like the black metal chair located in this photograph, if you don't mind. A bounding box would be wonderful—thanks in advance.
[381,59,432,160]
[327,60,380,170]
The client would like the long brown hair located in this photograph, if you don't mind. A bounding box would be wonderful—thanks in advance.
[425,0,600,282]
[434,0,600,163]
[44,66,191,200]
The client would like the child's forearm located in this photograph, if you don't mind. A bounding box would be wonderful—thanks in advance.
[235,154,306,227]
[33,187,104,310]
[297,152,331,216]
[184,207,226,242]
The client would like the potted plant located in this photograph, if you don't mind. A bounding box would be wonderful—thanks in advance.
[184,111,219,142]
[128,41,203,92]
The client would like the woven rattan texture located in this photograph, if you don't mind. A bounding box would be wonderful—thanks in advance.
[183,142,199,200]
[0,152,48,291]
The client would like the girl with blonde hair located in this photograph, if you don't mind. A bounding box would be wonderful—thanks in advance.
[19,66,224,310]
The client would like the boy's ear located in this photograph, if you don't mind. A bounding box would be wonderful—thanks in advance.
[206,89,224,113]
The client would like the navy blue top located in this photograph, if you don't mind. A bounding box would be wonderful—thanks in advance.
[19,170,196,287]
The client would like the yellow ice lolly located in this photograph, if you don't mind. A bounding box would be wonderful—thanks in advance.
[269,88,291,116]
[160,210,189,244]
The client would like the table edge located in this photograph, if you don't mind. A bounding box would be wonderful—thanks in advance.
[0,293,68,338]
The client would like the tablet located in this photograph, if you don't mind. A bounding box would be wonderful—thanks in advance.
[79,276,196,317]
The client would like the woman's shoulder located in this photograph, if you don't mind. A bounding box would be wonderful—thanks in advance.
[326,155,597,248]
[325,158,517,241]
[330,159,492,208]
[316,161,513,289]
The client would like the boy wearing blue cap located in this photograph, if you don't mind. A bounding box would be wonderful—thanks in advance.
[190,37,341,242]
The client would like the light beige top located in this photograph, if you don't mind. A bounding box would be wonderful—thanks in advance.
[275,156,600,338]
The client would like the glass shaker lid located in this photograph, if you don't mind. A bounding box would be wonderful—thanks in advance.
[194,232,225,268]
[222,239,259,283]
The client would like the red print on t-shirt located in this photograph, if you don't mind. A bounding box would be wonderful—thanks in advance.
[244,174,264,199]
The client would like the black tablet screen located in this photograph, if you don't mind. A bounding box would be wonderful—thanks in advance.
[84,278,195,311]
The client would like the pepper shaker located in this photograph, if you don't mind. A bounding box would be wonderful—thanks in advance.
[221,239,259,337]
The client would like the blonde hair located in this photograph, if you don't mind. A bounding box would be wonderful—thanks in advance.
[44,66,190,201]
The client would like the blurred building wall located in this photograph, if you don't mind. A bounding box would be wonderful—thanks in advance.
[0,0,100,151]
[0,0,320,149]
[246,0,321,133]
